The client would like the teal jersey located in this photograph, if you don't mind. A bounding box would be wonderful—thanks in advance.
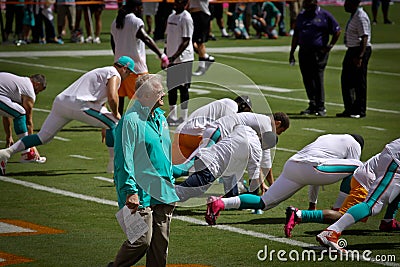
[262,2,281,26]
[114,100,179,209]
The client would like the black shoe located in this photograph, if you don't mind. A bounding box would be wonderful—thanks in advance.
[336,111,351,117]
[300,108,315,115]
[315,109,327,117]
[384,19,394,24]
[209,34,217,41]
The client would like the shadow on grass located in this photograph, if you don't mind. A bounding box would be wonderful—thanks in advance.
[174,208,206,217]
[228,217,285,225]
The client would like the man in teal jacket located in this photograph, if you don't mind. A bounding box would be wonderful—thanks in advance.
[110,74,179,267]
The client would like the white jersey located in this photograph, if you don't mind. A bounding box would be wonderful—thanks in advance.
[353,153,379,190]
[111,13,147,74]
[176,98,238,136]
[210,112,273,169]
[213,112,272,139]
[290,134,362,164]
[58,66,120,108]
[0,72,36,104]
[198,125,261,181]
[385,138,400,166]
[166,10,194,64]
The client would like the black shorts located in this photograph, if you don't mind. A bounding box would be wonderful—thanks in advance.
[167,61,193,90]
[191,11,211,44]
[209,3,223,20]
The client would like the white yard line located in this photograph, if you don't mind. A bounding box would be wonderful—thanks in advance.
[93,176,114,183]
[302,128,327,133]
[69,155,93,160]
[0,175,398,266]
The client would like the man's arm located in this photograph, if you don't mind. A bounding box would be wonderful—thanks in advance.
[136,26,163,58]
[106,75,121,120]
[21,95,35,135]
[2,117,13,147]
[354,35,368,68]
[168,37,191,63]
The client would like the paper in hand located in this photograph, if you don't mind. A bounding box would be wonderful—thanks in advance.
[116,205,149,244]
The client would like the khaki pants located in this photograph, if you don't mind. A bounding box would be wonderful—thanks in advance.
[112,204,175,267]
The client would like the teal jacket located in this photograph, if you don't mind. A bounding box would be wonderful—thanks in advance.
[114,100,179,209]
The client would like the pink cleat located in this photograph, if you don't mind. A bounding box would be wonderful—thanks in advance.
[20,148,46,163]
[284,206,300,238]
[379,219,400,232]
[0,160,7,176]
[205,196,225,225]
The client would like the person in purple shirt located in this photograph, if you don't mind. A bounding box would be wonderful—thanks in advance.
[289,0,341,117]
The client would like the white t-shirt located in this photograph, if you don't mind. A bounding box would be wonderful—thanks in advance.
[166,10,194,64]
[198,125,261,181]
[111,13,147,74]
[189,0,210,15]
[353,153,379,190]
[0,72,36,104]
[290,134,362,164]
[213,112,273,139]
[176,98,238,136]
[212,112,273,169]
[58,66,121,106]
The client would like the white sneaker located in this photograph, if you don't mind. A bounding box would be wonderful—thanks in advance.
[20,148,47,163]
[85,36,93,43]
[93,37,101,44]
[0,148,11,162]
[0,160,7,176]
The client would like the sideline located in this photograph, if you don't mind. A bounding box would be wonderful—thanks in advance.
[1,44,400,58]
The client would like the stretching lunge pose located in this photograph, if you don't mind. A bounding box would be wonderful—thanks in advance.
[0,56,133,175]
[316,138,400,252]
[205,134,364,225]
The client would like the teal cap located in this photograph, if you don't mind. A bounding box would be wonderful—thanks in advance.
[116,56,136,73]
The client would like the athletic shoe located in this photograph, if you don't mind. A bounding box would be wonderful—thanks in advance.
[20,148,47,163]
[93,37,101,44]
[316,229,343,251]
[284,206,299,238]
[379,219,400,232]
[192,67,206,76]
[167,117,183,127]
[252,209,263,215]
[0,160,6,176]
[205,196,225,225]
[85,36,93,43]
[300,107,315,115]
[0,148,12,162]
[315,109,327,117]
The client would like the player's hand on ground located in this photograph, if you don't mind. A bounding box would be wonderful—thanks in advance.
[260,182,269,194]
[5,137,14,148]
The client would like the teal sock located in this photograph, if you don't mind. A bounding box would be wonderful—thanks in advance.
[300,210,324,223]
[21,134,42,148]
[347,202,371,222]
[238,194,265,210]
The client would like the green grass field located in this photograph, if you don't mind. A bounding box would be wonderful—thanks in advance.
[0,3,399,266]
